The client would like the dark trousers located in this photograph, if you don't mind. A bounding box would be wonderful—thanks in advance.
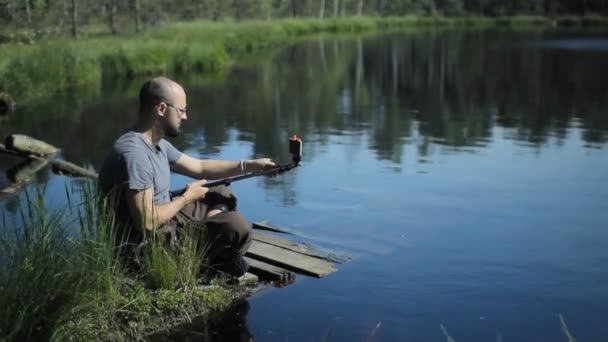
[167,185,252,267]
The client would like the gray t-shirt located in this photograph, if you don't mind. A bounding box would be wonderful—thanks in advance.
[99,130,183,207]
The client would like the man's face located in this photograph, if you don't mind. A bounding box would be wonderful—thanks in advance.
[160,87,187,138]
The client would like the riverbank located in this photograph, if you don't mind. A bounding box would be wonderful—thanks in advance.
[0,186,248,341]
[1,15,607,104]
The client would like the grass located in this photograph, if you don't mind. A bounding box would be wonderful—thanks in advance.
[1,15,607,104]
[0,183,241,341]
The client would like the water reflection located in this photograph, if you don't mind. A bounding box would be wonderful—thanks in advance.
[148,299,253,342]
[1,29,607,203]
[1,29,608,341]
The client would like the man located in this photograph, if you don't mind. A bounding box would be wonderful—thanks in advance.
[99,76,276,277]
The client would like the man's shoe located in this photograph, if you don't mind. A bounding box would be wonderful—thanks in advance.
[226,256,249,277]
[214,256,249,278]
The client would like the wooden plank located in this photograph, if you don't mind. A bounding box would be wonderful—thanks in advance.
[244,257,295,284]
[252,221,292,234]
[252,230,345,263]
[246,240,336,278]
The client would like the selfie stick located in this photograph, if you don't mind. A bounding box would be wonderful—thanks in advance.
[170,135,302,198]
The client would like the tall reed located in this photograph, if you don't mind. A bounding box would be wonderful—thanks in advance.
[0,182,229,341]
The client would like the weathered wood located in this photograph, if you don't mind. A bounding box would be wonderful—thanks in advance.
[51,159,98,178]
[1,156,52,198]
[1,142,95,180]
[0,183,24,198]
[244,257,295,284]
[246,240,337,278]
[4,134,58,156]
[7,156,52,184]
[252,221,292,234]
[252,230,345,263]
[0,143,21,157]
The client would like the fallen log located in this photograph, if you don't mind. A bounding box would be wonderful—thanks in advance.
[1,155,53,198]
[7,155,53,184]
[51,159,98,179]
[0,143,21,157]
[1,141,97,180]
[4,134,58,156]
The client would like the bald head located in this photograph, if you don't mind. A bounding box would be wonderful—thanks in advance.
[138,77,184,116]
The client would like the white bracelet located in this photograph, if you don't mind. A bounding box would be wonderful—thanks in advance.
[240,160,246,174]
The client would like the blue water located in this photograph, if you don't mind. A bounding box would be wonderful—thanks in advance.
[241,128,608,341]
[2,29,608,341]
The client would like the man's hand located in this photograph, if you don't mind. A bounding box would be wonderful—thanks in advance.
[181,179,209,204]
[246,158,278,174]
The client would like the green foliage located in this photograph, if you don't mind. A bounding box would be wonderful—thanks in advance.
[494,15,552,26]
[0,190,75,341]
[0,184,236,341]
[4,15,606,104]
[0,44,100,99]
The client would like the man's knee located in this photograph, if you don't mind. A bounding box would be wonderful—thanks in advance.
[205,211,251,255]
[222,211,251,244]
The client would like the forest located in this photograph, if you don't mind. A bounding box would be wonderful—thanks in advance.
[1,0,607,38]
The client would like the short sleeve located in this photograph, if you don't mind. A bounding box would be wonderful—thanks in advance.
[161,139,183,165]
[123,151,154,191]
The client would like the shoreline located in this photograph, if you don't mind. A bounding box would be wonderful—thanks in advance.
[1,15,607,104]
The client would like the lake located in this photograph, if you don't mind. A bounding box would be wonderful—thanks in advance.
[1,28,608,341]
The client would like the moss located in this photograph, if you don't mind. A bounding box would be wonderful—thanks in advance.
[195,286,234,311]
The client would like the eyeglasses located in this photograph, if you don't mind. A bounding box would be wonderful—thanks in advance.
[164,103,187,116]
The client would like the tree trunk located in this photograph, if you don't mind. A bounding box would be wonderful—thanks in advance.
[582,0,587,14]
[134,0,141,32]
[71,0,77,38]
[355,38,363,105]
[7,0,16,30]
[232,0,241,20]
[62,0,69,32]
[379,0,386,15]
[213,0,222,21]
[4,134,58,156]
[333,0,338,17]
[290,0,296,17]
[24,0,31,24]
[357,0,364,16]
[319,39,327,71]
[392,46,398,96]
[198,0,204,18]
[319,0,326,18]
[109,0,117,35]
[340,0,345,16]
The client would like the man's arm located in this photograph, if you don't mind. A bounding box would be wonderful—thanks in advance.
[126,179,208,232]
[172,154,277,180]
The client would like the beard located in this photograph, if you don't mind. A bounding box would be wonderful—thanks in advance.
[163,121,181,138]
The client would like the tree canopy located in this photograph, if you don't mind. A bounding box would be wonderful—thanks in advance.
[1,0,607,38]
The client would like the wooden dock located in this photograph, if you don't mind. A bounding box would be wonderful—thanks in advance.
[241,221,348,286]
[0,134,348,287]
